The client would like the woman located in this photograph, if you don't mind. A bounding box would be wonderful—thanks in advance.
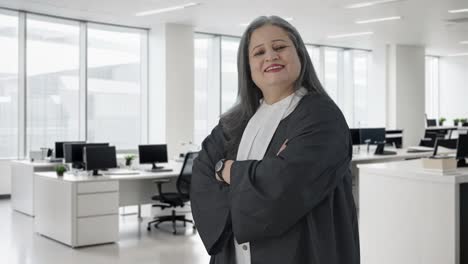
[190,16,360,264]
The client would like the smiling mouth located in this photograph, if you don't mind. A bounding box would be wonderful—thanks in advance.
[265,65,285,72]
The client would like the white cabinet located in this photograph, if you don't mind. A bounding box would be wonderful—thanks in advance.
[35,175,119,247]
[11,161,56,216]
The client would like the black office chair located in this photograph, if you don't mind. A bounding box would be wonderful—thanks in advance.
[419,131,445,147]
[147,151,198,234]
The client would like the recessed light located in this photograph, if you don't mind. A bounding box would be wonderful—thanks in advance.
[447,52,468,57]
[448,8,468,14]
[345,0,404,9]
[355,16,402,24]
[136,2,200,16]
[460,41,468,44]
[239,17,293,27]
[327,31,374,39]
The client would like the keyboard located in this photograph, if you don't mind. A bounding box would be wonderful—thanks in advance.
[407,146,434,153]
[103,169,140,175]
[146,168,173,173]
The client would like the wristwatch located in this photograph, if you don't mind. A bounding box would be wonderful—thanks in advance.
[215,159,227,182]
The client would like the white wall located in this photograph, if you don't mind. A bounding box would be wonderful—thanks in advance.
[387,44,426,147]
[0,160,12,195]
[439,56,468,122]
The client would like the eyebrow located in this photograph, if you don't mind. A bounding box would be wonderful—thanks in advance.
[250,39,288,54]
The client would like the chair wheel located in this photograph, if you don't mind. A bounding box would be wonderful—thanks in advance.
[173,231,176,235]
[147,226,151,231]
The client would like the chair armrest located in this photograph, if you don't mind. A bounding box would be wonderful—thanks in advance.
[153,178,172,199]
[153,178,171,184]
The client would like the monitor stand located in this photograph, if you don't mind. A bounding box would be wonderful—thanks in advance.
[458,159,468,168]
[148,163,165,171]
[92,170,101,176]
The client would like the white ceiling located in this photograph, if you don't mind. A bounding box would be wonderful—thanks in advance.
[1,0,468,55]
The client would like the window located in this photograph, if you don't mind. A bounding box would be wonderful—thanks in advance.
[0,11,18,158]
[26,15,80,152]
[306,45,321,81]
[194,34,220,145]
[87,24,147,149]
[425,56,439,119]
[324,47,340,102]
[352,50,370,127]
[221,37,240,113]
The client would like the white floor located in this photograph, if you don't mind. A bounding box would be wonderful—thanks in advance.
[0,199,211,264]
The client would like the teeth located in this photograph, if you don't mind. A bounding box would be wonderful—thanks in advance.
[265,65,284,72]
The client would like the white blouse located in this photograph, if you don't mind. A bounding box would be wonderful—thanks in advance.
[234,87,308,264]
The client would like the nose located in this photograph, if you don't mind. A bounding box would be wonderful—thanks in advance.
[265,49,279,62]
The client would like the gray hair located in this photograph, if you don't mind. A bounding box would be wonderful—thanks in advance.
[220,15,328,158]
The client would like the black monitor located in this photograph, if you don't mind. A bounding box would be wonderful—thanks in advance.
[350,129,361,145]
[139,144,168,170]
[64,142,109,168]
[360,128,386,145]
[426,119,437,127]
[433,138,458,156]
[457,135,468,167]
[84,146,117,176]
[55,141,85,158]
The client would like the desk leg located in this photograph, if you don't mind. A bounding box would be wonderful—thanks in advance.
[138,205,142,220]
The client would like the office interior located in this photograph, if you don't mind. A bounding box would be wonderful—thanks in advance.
[1,0,468,263]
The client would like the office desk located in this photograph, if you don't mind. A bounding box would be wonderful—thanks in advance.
[11,160,57,216]
[350,147,454,207]
[358,159,468,264]
[34,162,181,248]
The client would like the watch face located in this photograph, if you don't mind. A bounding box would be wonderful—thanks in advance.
[215,159,223,172]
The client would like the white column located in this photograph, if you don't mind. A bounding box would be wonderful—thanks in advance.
[386,44,425,147]
[148,24,194,159]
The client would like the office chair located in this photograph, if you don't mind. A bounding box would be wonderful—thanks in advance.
[419,131,445,147]
[147,151,198,234]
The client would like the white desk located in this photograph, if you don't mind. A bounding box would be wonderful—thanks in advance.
[358,159,468,264]
[34,162,181,248]
[11,160,57,216]
[350,146,452,206]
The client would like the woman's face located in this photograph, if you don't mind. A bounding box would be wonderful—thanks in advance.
[248,24,301,94]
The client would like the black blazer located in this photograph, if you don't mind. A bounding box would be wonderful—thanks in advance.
[191,94,360,264]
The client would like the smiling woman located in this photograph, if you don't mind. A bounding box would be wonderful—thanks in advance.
[191,16,360,264]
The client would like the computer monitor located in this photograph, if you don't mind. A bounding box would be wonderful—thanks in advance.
[139,144,168,170]
[360,128,386,145]
[456,134,468,167]
[433,138,458,156]
[350,129,361,145]
[64,142,109,168]
[55,141,85,158]
[426,119,437,127]
[84,146,117,176]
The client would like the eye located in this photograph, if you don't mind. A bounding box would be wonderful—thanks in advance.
[273,45,287,51]
[253,49,265,57]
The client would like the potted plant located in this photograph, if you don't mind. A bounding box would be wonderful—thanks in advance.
[461,118,468,126]
[55,165,66,177]
[454,118,460,126]
[124,154,136,167]
[438,117,446,126]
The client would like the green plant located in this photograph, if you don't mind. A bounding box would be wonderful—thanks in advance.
[438,117,446,126]
[124,154,136,166]
[55,165,66,176]
[454,118,460,126]
[461,118,468,124]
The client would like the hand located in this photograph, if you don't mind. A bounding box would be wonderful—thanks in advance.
[216,160,234,184]
[277,139,288,156]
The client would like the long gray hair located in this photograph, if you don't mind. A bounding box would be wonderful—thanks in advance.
[220,15,329,158]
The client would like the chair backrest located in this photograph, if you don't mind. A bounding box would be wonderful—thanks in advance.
[176,151,199,199]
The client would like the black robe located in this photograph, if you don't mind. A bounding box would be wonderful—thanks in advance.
[190,93,360,264]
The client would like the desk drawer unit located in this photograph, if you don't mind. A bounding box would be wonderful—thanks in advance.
[74,181,119,247]
[77,192,118,217]
[77,215,118,246]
